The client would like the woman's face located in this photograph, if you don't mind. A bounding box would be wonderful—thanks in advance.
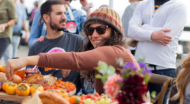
[88,23,112,48]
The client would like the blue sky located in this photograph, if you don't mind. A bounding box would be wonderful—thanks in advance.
[24,0,190,26]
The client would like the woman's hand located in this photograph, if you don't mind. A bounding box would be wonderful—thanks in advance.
[5,58,27,81]
[0,24,6,32]
[80,0,88,6]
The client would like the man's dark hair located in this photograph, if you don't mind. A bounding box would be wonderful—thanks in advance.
[40,1,63,20]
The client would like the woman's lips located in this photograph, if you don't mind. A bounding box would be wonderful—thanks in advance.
[93,40,101,44]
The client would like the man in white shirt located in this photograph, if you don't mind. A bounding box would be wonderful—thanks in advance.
[122,0,142,55]
[128,0,187,104]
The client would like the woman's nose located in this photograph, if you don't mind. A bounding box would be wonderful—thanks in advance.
[91,29,99,37]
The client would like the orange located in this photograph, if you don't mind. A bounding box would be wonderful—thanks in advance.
[0,66,5,73]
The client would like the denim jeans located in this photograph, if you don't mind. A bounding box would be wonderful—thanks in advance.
[3,35,21,64]
[0,38,9,59]
[148,68,176,104]
[77,81,96,96]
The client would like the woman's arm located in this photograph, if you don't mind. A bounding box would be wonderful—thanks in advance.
[37,46,129,71]
[5,46,136,80]
[5,56,40,80]
[0,0,17,32]
[0,20,16,32]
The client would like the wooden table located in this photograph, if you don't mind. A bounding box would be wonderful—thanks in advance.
[0,91,28,102]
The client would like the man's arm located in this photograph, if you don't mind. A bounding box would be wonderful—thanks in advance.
[128,2,187,46]
[79,0,92,31]
[128,2,153,42]
[80,0,91,16]
[22,20,29,42]
[22,5,29,43]
[141,3,187,37]
[28,10,46,46]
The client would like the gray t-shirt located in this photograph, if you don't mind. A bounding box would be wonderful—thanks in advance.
[122,2,138,37]
[27,32,83,93]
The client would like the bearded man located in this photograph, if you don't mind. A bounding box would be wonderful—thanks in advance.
[26,1,83,94]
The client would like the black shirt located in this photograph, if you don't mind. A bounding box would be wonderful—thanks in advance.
[27,32,83,93]
[154,0,170,12]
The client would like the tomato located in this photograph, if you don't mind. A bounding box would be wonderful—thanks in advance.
[44,87,50,90]
[6,83,17,95]
[94,92,99,97]
[92,96,97,101]
[86,94,92,98]
[81,96,86,100]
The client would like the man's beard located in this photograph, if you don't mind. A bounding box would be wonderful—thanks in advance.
[50,18,66,31]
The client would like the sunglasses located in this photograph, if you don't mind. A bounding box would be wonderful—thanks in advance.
[85,25,109,36]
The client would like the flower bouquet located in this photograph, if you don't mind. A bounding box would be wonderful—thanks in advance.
[95,58,153,104]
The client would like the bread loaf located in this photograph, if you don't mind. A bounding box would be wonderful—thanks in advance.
[39,92,69,104]
[25,74,43,83]
[12,75,22,84]
[43,75,57,85]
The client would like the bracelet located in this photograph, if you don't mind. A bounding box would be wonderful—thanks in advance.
[81,3,93,11]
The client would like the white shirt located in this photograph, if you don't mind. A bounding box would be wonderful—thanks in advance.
[128,0,187,69]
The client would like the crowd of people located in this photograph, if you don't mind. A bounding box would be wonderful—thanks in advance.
[0,0,189,104]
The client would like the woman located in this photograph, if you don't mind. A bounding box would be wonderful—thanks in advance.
[171,42,190,104]
[0,0,18,59]
[5,5,139,94]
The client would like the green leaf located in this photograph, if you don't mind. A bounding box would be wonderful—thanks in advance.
[138,56,145,62]
[144,74,150,84]
[94,66,100,71]
[95,74,102,79]
[116,81,124,87]
[98,61,108,75]
[101,75,109,84]
[116,58,124,66]
[107,65,115,75]
[151,91,157,98]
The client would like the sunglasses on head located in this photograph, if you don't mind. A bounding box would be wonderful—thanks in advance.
[85,25,109,36]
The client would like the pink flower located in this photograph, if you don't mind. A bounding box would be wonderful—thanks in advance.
[104,74,122,98]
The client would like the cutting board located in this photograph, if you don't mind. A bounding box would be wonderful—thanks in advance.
[0,91,28,102]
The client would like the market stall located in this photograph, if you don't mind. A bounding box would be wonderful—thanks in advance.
[0,59,152,104]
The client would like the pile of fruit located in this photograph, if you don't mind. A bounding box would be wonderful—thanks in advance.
[0,81,70,98]
[0,82,43,96]
[0,71,75,98]
[50,79,75,93]
[66,93,118,104]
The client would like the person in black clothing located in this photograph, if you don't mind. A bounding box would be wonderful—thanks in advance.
[26,1,84,94]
